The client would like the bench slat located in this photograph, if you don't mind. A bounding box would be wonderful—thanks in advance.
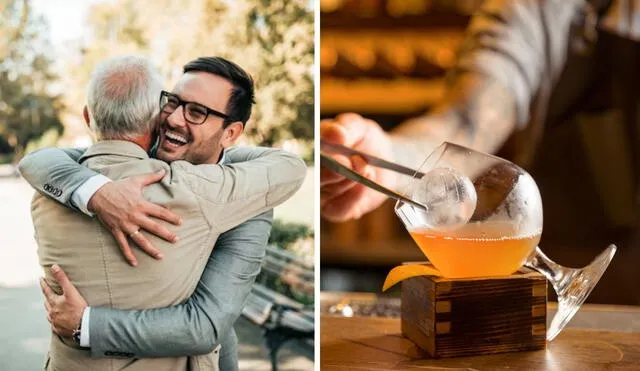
[242,292,274,325]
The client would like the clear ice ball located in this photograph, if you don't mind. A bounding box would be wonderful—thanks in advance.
[411,167,477,230]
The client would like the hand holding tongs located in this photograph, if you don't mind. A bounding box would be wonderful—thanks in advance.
[320,140,427,210]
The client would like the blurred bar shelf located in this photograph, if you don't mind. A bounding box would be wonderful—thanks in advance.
[321,77,444,114]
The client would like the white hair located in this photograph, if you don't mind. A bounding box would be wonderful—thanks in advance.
[86,55,163,140]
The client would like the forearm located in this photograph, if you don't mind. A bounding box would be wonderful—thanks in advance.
[223,146,307,209]
[389,0,579,175]
[89,292,223,357]
[87,211,273,358]
[180,148,305,232]
[262,149,307,206]
[390,73,517,189]
[223,145,279,163]
[18,147,98,210]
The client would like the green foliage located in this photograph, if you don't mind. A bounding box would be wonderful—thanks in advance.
[261,219,315,305]
[257,272,314,306]
[268,219,314,248]
[0,152,14,164]
[24,127,61,154]
[0,0,64,160]
[0,0,312,160]
[63,0,313,149]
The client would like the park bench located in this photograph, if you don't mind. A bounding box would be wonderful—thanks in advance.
[242,245,314,371]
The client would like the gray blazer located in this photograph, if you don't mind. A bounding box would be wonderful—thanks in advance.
[20,143,302,370]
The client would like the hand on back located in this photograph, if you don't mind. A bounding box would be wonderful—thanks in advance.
[88,170,182,266]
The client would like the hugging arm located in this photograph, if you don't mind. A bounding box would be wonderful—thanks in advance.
[18,147,180,263]
[175,146,306,233]
[88,210,273,357]
[18,147,98,212]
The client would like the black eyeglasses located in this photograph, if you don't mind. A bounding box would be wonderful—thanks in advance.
[159,90,230,125]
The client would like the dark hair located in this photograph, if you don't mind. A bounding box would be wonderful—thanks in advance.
[183,57,255,127]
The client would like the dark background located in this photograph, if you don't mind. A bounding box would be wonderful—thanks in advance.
[320,0,640,306]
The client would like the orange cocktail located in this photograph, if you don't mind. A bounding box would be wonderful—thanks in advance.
[408,222,540,278]
[389,142,616,341]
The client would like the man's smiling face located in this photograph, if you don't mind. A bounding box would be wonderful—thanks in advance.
[156,71,233,165]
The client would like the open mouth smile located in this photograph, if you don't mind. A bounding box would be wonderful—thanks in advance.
[162,129,190,148]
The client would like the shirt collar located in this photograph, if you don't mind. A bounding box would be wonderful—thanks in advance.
[218,148,228,165]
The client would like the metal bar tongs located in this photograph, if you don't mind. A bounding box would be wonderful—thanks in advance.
[320,140,427,210]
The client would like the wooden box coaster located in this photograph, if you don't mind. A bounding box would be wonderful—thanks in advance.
[401,266,547,358]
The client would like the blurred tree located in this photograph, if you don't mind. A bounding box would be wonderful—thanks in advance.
[63,0,313,149]
[0,0,63,160]
[227,0,314,146]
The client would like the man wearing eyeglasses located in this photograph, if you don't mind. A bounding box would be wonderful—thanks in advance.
[19,55,306,370]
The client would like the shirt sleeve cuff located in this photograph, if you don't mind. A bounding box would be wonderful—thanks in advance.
[80,307,91,347]
[70,174,112,216]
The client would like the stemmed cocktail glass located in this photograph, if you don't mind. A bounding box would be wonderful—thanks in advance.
[394,142,616,341]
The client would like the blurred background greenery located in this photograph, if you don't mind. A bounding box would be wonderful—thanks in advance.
[0,0,314,164]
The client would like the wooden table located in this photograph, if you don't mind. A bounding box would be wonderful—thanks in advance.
[321,298,640,370]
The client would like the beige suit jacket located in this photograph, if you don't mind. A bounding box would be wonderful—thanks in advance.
[31,140,306,371]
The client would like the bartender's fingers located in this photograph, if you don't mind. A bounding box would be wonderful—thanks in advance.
[321,159,370,211]
[320,153,352,186]
[321,178,357,206]
[333,113,372,148]
[321,156,372,200]
[320,121,350,185]
[322,152,370,186]
[321,183,370,222]
[320,114,369,176]
[322,113,379,176]
[322,155,378,222]
[320,114,371,149]
[320,118,349,145]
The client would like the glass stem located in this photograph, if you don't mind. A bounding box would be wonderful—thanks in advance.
[524,246,575,297]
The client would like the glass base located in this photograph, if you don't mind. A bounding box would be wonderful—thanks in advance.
[547,244,617,341]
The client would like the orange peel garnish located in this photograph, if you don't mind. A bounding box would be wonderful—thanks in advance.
[382,263,442,291]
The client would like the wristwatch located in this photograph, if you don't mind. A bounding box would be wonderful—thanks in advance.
[71,322,82,345]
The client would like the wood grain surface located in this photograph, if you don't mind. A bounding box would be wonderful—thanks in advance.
[401,274,547,357]
[321,310,640,370]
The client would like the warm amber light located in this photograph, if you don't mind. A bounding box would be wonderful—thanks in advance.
[349,47,376,70]
[320,46,338,69]
[320,0,344,12]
